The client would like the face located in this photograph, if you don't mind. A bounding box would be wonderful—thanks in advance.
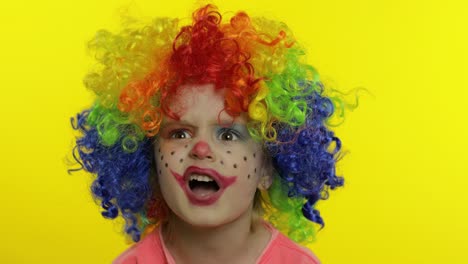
[154,84,270,227]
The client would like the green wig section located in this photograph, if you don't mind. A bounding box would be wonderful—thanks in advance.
[87,102,145,152]
[263,175,317,245]
[264,48,317,125]
[245,19,324,142]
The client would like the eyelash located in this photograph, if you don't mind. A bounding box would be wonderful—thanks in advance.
[217,128,243,141]
[169,129,192,139]
[167,128,244,141]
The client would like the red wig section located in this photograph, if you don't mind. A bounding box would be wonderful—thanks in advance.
[118,4,289,136]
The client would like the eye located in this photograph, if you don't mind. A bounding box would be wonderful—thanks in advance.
[170,129,191,139]
[218,128,241,141]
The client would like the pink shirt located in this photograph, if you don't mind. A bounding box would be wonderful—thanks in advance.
[114,223,320,264]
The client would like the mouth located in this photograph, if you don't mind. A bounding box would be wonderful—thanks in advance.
[188,174,220,195]
[171,166,237,206]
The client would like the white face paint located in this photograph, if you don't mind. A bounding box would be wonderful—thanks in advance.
[154,83,269,227]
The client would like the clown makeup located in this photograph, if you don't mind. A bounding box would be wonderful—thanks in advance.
[153,84,271,228]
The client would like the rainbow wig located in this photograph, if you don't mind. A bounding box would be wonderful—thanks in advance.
[70,4,346,245]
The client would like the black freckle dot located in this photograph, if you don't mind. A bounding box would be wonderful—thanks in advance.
[180,158,184,163]
[220,160,224,165]
[248,174,251,179]
[185,145,188,148]
[243,156,247,161]
[253,153,256,158]
[165,163,168,167]
[159,170,161,175]
[158,148,161,153]
[171,151,175,155]
[233,164,237,168]
[160,155,164,160]
[227,150,231,154]
[254,168,257,173]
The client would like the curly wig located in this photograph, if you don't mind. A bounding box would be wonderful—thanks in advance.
[70,4,346,245]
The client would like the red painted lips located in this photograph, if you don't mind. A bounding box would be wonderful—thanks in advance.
[171,166,237,206]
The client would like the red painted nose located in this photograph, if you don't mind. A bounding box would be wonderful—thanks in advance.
[190,141,214,160]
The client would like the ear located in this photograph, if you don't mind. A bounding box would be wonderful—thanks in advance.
[257,173,273,190]
[257,155,274,190]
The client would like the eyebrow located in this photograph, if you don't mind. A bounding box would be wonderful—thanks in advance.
[161,120,246,129]
[222,123,248,132]
[159,121,195,134]
[161,120,193,128]
[217,116,247,127]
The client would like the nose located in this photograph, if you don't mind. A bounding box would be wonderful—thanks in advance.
[189,141,215,161]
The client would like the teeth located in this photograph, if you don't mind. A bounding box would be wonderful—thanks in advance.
[189,174,214,182]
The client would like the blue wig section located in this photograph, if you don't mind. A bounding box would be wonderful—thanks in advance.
[266,81,344,228]
[70,109,153,242]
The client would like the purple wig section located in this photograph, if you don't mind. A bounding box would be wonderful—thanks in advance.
[266,84,344,228]
[71,110,153,242]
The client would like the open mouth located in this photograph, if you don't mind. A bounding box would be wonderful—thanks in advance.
[188,174,220,196]
[171,166,237,206]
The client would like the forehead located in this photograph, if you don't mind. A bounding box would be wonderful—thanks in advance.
[170,83,223,110]
[164,84,248,125]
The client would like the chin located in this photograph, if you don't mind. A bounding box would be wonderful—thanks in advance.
[172,203,252,229]
[181,210,238,228]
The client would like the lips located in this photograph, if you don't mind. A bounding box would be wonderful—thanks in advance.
[171,166,237,206]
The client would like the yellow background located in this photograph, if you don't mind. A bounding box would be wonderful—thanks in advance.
[0,0,467,263]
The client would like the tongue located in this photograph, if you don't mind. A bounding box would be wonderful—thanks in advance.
[191,185,218,197]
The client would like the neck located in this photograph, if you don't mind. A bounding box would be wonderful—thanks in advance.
[162,207,269,264]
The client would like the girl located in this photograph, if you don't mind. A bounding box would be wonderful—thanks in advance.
[71,4,345,263]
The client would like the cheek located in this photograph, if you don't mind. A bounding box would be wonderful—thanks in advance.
[218,146,263,180]
[154,143,186,176]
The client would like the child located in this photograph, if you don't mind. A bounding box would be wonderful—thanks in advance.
[70,4,345,263]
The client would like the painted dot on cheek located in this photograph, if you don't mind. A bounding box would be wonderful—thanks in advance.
[160,155,164,160]
[248,174,251,179]
[253,153,256,158]
[233,164,237,169]
[171,151,175,155]
[185,145,188,148]
[220,160,224,165]
[227,150,231,154]
[180,158,184,163]
[165,163,168,168]
[255,168,257,173]
[158,148,161,153]
[243,156,247,161]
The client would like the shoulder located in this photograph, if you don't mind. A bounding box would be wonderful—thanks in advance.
[259,226,321,264]
[113,229,167,264]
